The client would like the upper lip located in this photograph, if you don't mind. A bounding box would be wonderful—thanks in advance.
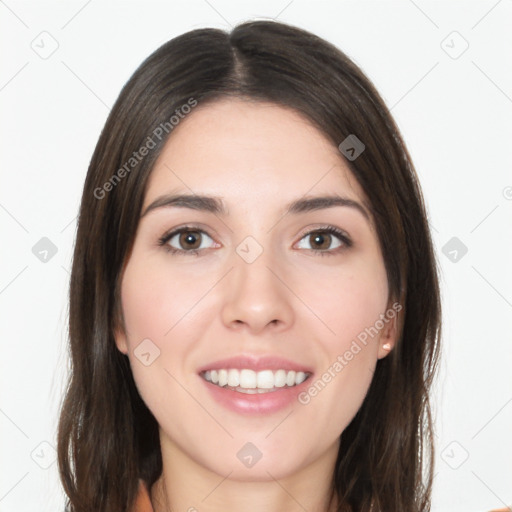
[197,355,313,374]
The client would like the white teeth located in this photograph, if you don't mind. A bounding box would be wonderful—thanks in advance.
[257,370,275,389]
[218,369,228,387]
[202,368,310,391]
[295,371,307,385]
[239,369,257,389]
[236,386,259,394]
[286,370,296,386]
[274,369,287,388]
[227,369,240,387]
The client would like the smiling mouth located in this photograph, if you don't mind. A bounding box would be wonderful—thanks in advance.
[201,368,311,394]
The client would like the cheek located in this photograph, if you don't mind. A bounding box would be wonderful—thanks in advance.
[288,258,387,426]
[298,288,384,442]
[118,256,218,407]
[299,348,376,446]
[119,257,215,346]
[118,260,197,426]
[305,260,389,349]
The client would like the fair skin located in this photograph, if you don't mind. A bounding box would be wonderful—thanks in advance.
[114,98,398,512]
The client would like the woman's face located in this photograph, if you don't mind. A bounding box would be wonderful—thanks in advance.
[115,98,398,481]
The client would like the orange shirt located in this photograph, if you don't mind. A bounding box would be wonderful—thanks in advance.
[132,480,510,512]
[133,480,154,512]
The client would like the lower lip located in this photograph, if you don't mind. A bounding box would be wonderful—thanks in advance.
[200,376,312,415]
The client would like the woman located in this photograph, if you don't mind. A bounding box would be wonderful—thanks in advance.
[58,20,443,511]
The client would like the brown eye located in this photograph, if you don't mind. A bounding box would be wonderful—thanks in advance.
[179,231,202,249]
[308,232,333,250]
[163,229,216,253]
[295,227,350,255]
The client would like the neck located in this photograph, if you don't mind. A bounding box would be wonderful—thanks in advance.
[151,435,340,512]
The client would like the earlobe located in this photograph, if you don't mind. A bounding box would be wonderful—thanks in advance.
[377,309,399,359]
[112,304,129,355]
[114,328,129,355]
[377,341,393,360]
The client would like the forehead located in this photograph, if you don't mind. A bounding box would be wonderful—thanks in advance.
[144,98,369,213]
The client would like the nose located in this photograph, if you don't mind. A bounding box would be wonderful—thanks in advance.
[220,248,295,335]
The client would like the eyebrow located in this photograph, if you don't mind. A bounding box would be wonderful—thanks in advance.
[141,193,370,221]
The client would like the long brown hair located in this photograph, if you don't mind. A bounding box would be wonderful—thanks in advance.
[57,20,441,511]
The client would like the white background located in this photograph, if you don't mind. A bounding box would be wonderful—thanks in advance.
[1,1,511,511]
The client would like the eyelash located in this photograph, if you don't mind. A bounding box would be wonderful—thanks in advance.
[157,224,353,257]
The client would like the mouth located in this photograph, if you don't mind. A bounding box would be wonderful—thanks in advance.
[200,368,311,394]
[197,355,314,414]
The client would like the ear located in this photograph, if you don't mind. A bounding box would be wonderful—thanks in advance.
[114,327,129,355]
[377,302,401,360]
[112,309,129,355]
